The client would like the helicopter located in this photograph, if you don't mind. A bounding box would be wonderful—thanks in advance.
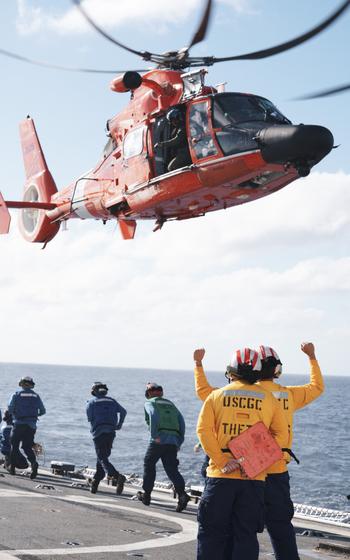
[0,0,349,245]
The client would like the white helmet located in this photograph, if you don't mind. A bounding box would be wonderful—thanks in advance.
[226,348,261,383]
[258,345,283,377]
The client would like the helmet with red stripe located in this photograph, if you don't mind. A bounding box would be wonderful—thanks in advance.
[225,348,261,384]
[258,345,283,378]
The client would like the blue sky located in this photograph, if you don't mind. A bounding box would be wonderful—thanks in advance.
[0,1,349,375]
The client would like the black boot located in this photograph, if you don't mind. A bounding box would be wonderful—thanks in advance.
[90,479,99,494]
[176,492,191,513]
[136,491,151,506]
[30,462,38,480]
[116,474,126,496]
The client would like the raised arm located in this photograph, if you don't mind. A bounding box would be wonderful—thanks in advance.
[193,348,217,401]
[289,342,324,410]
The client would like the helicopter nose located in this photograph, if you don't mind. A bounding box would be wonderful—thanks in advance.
[256,124,334,176]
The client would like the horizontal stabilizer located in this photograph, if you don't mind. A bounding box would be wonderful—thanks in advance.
[6,200,56,210]
[0,192,11,234]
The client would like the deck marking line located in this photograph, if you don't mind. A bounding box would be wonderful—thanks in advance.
[5,492,197,557]
[0,489,47,498]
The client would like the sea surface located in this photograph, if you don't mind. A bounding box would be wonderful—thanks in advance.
[0,362,349,512]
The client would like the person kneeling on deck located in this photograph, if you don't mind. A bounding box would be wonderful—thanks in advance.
[137,382,191,512]
[86,382,127,495]
[196,348,288,560]
[0,410,13,469]
[8,376,46,479]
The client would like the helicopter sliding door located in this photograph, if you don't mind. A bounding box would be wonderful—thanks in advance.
[152,106,191,176]
[153,115,171,176]
[188,100,220,163]
[120,125,152,191]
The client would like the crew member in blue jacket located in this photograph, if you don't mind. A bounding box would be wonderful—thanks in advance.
[137,382,191,512]
[0,410,13,468]
[86,382,127,495]
[8,376,46,479]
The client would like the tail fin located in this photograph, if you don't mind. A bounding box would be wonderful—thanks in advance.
[0,191,11,234]
[18,117,60,243]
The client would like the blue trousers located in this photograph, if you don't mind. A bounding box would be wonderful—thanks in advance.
[10,424,36,466]
[93,432,119,483]
[265,472,300,560]
[197,478,265,560]
[143,443,185,495]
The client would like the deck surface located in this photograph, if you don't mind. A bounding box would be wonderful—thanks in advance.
[0,468,349,559]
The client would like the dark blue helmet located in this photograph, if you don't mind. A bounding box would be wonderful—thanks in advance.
[19,376,35,388]
[91,382,108,396]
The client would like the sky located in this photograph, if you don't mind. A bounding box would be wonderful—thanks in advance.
[0,0,349,376]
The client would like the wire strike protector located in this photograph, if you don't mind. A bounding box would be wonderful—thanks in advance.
[228,421,283,478]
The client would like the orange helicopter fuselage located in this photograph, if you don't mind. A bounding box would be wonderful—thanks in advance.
[46,69,298,240]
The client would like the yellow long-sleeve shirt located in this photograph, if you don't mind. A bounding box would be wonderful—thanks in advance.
[196,379,289,481]
[194,359,324,474]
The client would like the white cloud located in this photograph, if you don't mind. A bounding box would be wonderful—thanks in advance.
[15,0,255,35]
[0,171,350,375]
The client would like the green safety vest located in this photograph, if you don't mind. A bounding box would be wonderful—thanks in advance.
[146,397,181,435]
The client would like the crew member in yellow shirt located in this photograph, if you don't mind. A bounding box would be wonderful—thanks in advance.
[196,348,288,560]
[194,342,324,560]
[257,342,324,560]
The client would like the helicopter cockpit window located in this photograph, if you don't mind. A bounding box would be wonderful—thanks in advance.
[212,93,291,157]
[189,102,218,160]
[213,93,291,127]
[123,126,144,159]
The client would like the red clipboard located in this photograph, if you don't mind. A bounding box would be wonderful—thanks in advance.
[228,421,283,479]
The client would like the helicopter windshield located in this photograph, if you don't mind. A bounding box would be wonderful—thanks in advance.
[212,93,291,158]
[213,93,291,127]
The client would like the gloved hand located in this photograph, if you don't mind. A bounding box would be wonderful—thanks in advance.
[154,143,159,149]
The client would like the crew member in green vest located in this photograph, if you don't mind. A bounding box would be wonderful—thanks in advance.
[137,382,191,512]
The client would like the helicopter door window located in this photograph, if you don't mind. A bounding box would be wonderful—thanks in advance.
[123,126,144,159]
[189,102,218,160]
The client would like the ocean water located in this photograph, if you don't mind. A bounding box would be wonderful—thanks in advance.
[0,362,349,512]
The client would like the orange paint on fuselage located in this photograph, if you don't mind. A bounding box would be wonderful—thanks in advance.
[32,69,301,238]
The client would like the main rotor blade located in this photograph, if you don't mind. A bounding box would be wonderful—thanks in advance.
[0,47,148,74]
[297,82,350,99]
[213,0,350,63]
[188,0,213,49]
[71,0,161,62]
